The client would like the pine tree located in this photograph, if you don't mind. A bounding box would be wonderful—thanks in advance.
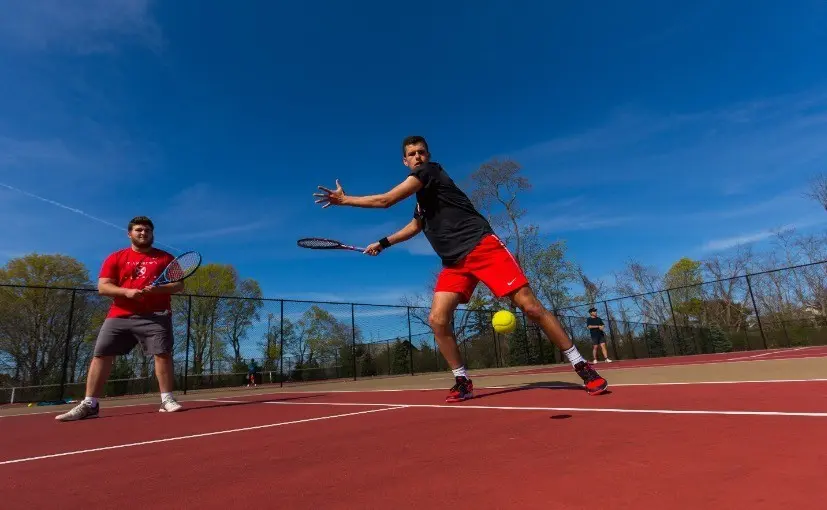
[709,324,733,353]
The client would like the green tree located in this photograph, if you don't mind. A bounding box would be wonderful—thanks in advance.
[174,263,261,376]
[523,240,581,312]
[664,257,704,324]
[224,278,263,363]
[708,324,733,353]
[0,254,106,387]
[469,158,532,269]
[391,339,412,374]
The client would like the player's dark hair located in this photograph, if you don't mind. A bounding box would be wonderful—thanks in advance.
[402,135,428,156]
[128,216,154,231]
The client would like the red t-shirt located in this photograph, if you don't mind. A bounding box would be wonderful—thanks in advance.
[99,247,175,318]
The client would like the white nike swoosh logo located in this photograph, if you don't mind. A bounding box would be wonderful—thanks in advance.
[507,278,516,285]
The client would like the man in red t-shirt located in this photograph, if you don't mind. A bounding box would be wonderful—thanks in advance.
[313,135,608,402]
[57,216,186,421]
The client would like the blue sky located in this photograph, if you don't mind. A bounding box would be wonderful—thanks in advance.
[2,0,827,307]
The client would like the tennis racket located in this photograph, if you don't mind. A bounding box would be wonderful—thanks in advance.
[151,251,202,286]
[297,237,366,253]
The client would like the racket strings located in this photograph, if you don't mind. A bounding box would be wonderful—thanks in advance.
[165,252,201,280]
[297,238,341,249]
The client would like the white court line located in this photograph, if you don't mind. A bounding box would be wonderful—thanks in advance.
[456,347,827,380]
[4,375,827,419]
[726,347,810,362]
[726,352,786,361]
[0,406,405,466]
[262,400,827,418]
[449,353,827,381]
[597,377,827,388]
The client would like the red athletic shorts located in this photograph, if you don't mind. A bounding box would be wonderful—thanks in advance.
[434,234,528,303]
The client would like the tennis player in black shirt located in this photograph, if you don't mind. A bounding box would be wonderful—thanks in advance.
[314,135,608,401]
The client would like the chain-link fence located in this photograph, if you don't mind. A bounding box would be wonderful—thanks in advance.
[2,259,826,403]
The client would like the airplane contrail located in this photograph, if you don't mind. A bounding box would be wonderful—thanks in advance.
[0,181,181,252]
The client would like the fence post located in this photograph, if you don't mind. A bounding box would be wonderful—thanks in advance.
[490,312,500,368]
[603,301,621,361]
[780,319,791,348]
[183,295,192,395]
[665,290,684,355]
[521,313,532,363]
[407,307,414,375]
[59,290,76,401]
[520,312,530,364]
[351,303,357,380]
[279,300,284,388]
[745,274,768,349]
[266,313,272,373]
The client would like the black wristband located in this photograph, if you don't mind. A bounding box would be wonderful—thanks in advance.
[379,237,391,248]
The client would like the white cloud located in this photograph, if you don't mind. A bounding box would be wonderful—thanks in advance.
[159,184,276,243]
[515,88,827,193]
[534,213,635,233]
[525,194,635,233]
[282,286,424,307]
[402,235,435,256]
[0,0,163,55]
[701,230,781,252]
[700,217,827,253]
[169,220,270,242]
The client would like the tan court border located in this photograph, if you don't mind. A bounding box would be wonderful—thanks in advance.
[3,354,827,418]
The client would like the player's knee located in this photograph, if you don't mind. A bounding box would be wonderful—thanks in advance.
[520,301,546,322]
[428,312,451,332]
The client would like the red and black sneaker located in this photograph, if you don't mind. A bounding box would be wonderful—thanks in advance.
[445,376,474,402]
[574,361,608,395]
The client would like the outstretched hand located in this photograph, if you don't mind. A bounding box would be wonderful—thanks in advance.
[363,241,383,256]
[314,180,346,208]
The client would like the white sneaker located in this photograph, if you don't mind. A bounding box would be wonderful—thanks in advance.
[159,395,183,413]
[55,400,99,421]
[604,358,613,363]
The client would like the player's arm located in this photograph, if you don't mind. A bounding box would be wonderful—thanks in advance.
[315,177,422,209]
[145,281,185,294]
[98,278,137,298]
[364,218,422,255]
[386,217,422,245]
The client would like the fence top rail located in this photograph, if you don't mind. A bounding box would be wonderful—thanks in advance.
[554,258,827,313]
[3,257,825,316]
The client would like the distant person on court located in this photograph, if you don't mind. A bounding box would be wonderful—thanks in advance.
[313,135,608,401]
[587,308,612,363]
[247,358,258,387]
[56,216,184,421]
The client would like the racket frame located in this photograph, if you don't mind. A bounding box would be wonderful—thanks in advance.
[297,237,366,252]
[150,250,202,286]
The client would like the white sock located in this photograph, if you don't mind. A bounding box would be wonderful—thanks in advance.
[452,366,468,379]
[563,345,586,367]
[84,396,98,406]
[161,392,173,402]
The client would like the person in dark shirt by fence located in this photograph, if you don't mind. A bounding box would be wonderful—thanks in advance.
[586,308,612,363]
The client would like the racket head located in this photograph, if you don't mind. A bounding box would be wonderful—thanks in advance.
[297,237,364,251]
[153,251,202,285]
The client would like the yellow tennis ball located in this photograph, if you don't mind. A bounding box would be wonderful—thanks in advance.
[492,310,516,334]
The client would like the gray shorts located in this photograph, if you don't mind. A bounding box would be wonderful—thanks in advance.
[93,313,174,357]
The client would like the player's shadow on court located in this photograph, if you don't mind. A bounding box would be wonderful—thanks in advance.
[189,394,326,412]
[97,394,325,418]
[472,381,612,401]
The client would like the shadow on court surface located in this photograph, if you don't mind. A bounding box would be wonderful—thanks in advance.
[471,381,611,401]
[93,394,326,419]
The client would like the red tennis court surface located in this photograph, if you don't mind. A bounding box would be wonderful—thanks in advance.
[3,353,827,509]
